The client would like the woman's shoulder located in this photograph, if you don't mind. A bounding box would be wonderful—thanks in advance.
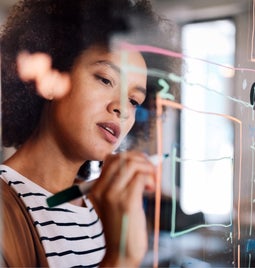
[0,178,49,267]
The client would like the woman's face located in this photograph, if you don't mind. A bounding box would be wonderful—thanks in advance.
[48,45,147,161]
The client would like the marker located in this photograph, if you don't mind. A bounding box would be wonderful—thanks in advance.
[46,153,169,207]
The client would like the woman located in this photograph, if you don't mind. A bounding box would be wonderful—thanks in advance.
[0,0,177,267]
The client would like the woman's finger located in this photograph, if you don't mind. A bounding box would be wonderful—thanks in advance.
[94,151,155,197]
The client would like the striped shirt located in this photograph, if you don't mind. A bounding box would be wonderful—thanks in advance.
[0,165,106,268]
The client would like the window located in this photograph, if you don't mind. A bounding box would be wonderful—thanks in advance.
[180,19,236,220]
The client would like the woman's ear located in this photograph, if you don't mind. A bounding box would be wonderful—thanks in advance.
[17,52,71,100]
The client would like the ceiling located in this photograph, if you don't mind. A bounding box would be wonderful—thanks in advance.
[0,0,251,25]
[151,0,251,24]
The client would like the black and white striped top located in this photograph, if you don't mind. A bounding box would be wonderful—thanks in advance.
[0,165,106,268]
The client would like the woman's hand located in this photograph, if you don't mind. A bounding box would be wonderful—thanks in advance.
[88,151,156,267]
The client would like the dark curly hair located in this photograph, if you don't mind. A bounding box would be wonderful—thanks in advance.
[1,0,180,150]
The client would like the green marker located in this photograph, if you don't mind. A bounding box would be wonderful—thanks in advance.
[46,153,169,207]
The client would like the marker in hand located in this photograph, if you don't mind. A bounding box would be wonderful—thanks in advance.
[46,153,169,207]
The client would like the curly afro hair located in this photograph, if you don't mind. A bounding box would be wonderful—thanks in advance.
[1,0,180,149]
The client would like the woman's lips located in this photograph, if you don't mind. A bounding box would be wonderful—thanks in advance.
[97,122,120,144]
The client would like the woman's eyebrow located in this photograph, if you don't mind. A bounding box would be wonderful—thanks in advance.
[93,60,147,96]
[135,86,147,96]
[93,60,121,74]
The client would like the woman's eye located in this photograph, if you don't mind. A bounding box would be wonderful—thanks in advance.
[129,98,140,107]
[95,75,112,86]
[101,77,111,86]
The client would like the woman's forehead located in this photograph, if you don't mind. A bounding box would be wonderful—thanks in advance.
[77,45,147,70]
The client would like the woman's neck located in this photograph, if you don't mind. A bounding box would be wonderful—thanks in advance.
[3,137,84,194]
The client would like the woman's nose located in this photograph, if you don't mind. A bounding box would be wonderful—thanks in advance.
[108,101,129,120]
